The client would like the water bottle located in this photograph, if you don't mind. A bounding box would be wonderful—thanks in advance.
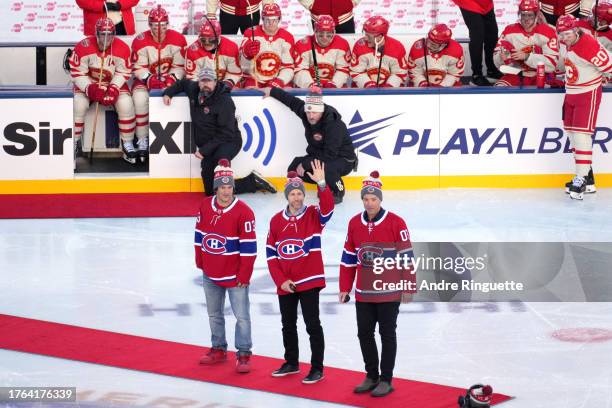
[536,62,545,88]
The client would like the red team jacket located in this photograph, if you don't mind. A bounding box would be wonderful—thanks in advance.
[266,186,334,295]
[194,197,257,287]
[76,0,138,35]
[340,209,414,302]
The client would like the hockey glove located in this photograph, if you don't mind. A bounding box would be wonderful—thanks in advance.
[164,74,177,88]
[146,75,166,90]
[363,81,378,88]
[102,84,120,106]
[86,83,106,102]
[243,39,261,60]
[322,81,337,88]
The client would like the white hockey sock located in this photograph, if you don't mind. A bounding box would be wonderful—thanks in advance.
[573,132,593,178]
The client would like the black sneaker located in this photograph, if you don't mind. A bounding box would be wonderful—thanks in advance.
[470,74,492,86]
[302,369,324,384]
[271,362,300,377]
[486,68,503,81]
[251,171,277,193]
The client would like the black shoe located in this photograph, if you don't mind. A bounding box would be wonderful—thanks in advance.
[271,362,300,377]
[333,179,345,204]
[354,377,379,393]
[333,192,344,204]
[486,68,503,80]
[371,381,394,397]
[470,74,492,86]
[251,171,277,193]
[302,369,324,384]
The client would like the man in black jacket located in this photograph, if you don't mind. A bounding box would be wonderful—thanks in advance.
[262,86,357,203]
[163,68,276,196]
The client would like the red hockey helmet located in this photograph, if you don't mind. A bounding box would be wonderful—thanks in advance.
[262,3,281,18]
[518,0,539,13]
[315,15,335,32]
[593,2,612,23]
[428,23,452,44]
[363,16,390,36]
[148,5,169,24]
[199,18,221,38]
[556,14,577,32]
[95,17,115,34]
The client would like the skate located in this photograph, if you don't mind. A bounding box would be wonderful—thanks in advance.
[251,171,277,193]
[568,176,586,200]
[122,140,137,164]
[565,168,596,194]
[333,179,345,204]
[136,136,148,163]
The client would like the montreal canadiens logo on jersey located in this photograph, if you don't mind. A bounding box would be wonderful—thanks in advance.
[277,239,306,259]
[202,233,227,254]
[357,246,384,267]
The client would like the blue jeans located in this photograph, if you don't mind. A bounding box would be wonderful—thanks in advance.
[201,274,252,354]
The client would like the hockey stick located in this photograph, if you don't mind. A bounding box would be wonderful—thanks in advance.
[89,12,110,164]
[594,0,599,32]
[375,36,384,87]
[309,23,322,87]
[422,38,430,87]
[245,0,259,87]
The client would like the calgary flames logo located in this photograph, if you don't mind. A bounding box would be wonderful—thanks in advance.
[310,62,334,81]
[150,57,173,75]
[89,67,113,84]
[564,58,578,84]
[254,51,281,81]
[367,67,390,83]
[426,68,447,85]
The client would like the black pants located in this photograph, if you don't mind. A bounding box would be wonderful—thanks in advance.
[287,156,353,195]
[220,10,260,35]
[200,141,258,196]
[115,21,127,35]
[542,9,581,26]
[356,301,400,383]
[278,287,324,372]
[459,8,498,76]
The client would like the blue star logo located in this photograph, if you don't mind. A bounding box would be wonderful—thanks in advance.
[348,110,402,159]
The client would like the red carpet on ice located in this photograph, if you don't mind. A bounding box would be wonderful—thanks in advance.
[0,193,203,219]
[0,314,512,407]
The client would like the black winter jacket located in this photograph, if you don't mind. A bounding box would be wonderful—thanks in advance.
[163,80,242,156]
[270,87,357,164]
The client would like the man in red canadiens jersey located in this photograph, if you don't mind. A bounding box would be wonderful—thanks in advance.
[556,15,612,199]
[131,5,187,163]
[407,23,465,87]
[185,19,242,88]
[69,18,137,164]
[493,0,559,87]
[350,16,408,88]
[194,159,257,373]
[266,160,333,384]
[339,171,414,397]
[240,3,295,88]
[294,15,351,88]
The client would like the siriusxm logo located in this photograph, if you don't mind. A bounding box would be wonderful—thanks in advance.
[150,109,277,166]
[240,108,276,166]
[348,110,402,159]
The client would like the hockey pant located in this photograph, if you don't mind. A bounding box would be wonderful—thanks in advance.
[73,91,136,144]
[219,10,261,35]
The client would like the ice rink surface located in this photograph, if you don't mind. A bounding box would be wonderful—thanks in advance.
[2,188,612,408]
